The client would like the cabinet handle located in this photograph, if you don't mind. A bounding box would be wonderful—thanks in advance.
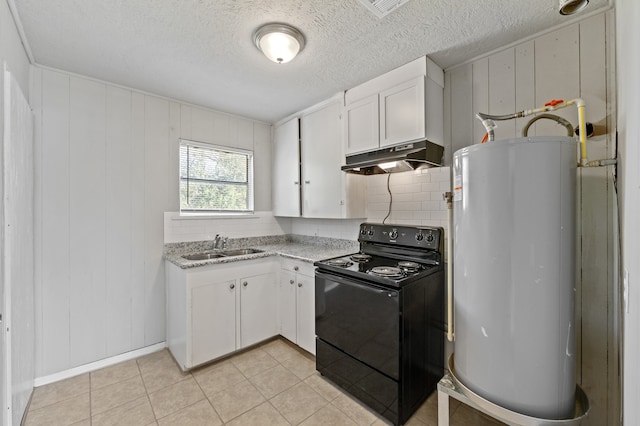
[229,283,235,289]
[294,181,299,185]
[289,279,294,285]
[304,180,310,184]
[243,281,248,287]
[298,283,303,288]
[294,266,299,271]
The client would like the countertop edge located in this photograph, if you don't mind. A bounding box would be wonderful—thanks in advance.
[164,241,358,269]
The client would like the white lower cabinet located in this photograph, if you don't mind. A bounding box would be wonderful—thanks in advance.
[190,279,237,366]
[166,258,278,370]
[240,273,278,348]
[278,258,316,355]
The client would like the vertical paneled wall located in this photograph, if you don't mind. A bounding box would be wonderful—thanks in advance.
[31,67,272,377]
[444,12,617,426]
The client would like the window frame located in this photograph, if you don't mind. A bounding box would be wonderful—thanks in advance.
[179,139,255,214]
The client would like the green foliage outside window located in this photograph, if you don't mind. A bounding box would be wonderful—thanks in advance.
[180,141,254,212]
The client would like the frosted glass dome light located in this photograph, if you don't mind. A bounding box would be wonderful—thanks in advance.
[253,23,305,64]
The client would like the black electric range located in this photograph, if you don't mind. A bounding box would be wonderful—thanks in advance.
[314,223,445,426]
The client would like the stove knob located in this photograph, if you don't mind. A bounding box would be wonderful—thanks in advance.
[368,229,374,236]
[360,227,367,235]
[389,230,398,239]
[415,233,424,241]
[426,234,435,242]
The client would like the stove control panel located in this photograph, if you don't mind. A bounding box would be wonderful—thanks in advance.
[358,223,442,251]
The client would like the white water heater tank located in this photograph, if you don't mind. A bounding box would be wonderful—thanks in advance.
[453,136,576,419]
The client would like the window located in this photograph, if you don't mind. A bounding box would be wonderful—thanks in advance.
[179,140,254,213]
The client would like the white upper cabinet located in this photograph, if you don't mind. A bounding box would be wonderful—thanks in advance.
[273,97,365,219]
[380,76,425,147]
[345,94,379,154]
[301,100,345,218]
[272,118,300,217]
[344,56,444,155]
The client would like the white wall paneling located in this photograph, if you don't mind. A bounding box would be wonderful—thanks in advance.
[617,1,640,424]
[163,211,288,244]
[69,76,107,367]
[448,65,473,164]
[3,63,34,426]
[578,13,619,426]
[534,25,581,137]
[32,66,273,377]
[514,41,535,137]
[143,96,170,347]
[130,92,146,350]
[444,12,617,425]
[105,86,133,357]
[35,68,70,376]
[488,49,516,140]
[1,2,32,421]
[471,58,488,145]
[253,123,272,211]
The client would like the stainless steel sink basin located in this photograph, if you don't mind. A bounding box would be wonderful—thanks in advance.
[182,252,226,261]
[181,248,263,261]
[219,248,264,256]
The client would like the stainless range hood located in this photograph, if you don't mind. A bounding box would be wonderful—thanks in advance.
[341,140,444,175]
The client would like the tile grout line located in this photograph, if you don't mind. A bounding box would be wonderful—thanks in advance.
[189,365,226,424]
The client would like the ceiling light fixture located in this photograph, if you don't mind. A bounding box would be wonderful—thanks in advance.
[558,0,589,15]
[253,23,305,64]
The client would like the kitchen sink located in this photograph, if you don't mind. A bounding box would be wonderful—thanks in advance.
[218,248,264,256]
[182,252,226,261]
[181,248,263,261]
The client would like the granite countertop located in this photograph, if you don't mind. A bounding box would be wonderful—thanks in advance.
[164,235,359,269]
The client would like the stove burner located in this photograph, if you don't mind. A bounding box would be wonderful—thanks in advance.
[368,266,405,279]
[398,261,422,272]
[326,259,353,268]
[350,253,372,263]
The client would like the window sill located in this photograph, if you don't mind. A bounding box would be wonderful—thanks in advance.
[174,212,259,220]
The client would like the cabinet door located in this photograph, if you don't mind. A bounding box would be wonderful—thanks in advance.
[278,270,297,344]
[240,273,278,348]
[296,273,316,355]
[300,101,343,218]
[190,280,237,367]
[272,118,300,217]
[344,94,379,155]
[379,76,425,148]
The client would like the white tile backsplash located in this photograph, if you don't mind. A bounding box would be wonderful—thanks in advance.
[289,217,363,241]
[365,167,451,231]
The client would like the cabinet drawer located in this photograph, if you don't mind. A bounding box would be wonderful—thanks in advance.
[281,258,315,276]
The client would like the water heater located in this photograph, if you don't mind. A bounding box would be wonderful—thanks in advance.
[453,136,576,419]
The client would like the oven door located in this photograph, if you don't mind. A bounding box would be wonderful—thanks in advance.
[315,270,400,380]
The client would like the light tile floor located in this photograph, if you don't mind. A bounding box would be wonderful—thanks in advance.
[25,337,505,426]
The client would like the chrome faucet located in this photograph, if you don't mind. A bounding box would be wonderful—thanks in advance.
[214,234,228,250]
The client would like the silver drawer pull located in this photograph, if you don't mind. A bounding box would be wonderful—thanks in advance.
[298,283,302,287]
[290,280,295,284]
[243,281,248,287]
[229,283,235,289]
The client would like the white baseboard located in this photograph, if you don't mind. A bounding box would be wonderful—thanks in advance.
[33,342,167,387]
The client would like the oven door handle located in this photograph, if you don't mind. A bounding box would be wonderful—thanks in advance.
[315,270,399,298]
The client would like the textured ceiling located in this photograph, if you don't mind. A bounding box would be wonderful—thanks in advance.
[14,0,609,123]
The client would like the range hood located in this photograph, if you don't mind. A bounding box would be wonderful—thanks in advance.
[341,140,444,175]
